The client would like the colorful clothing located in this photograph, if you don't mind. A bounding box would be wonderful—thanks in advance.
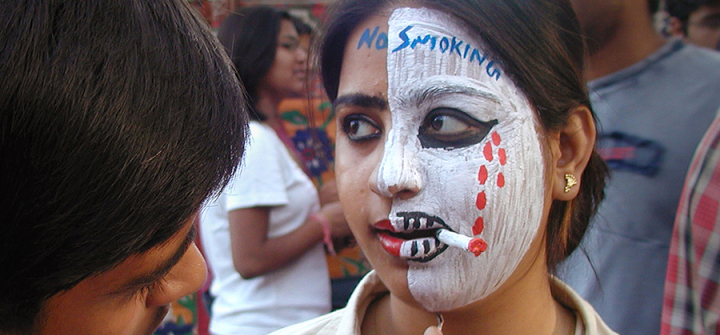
[662,109,720,335]
[278,98,372,307]
[268,271,618,335]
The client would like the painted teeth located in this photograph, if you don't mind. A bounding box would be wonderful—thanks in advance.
[395,212,442,231]
[391,212,451,262]
[404,237,442,258]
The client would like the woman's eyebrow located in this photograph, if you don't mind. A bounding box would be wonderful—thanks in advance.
[333,93,388,111]
[408,85,500,107]
[279,35,299,42]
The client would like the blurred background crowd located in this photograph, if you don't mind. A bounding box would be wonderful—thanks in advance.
[154,0,720,334]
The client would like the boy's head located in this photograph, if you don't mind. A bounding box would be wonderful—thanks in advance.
[569,0,661,54]
[666,0,720,49]
[0,1,247,334]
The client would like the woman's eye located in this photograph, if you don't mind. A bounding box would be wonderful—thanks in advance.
[428,115,471,134]
[419,108,498,149]
[280,41,299,51]
[342,115,381,141]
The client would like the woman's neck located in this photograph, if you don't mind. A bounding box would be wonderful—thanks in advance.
[365,264,575,335]
[254,92,282,128]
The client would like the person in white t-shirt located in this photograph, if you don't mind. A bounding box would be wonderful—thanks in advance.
[200,6,352,335]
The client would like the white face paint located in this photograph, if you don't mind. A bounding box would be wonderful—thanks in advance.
[377,7,546,311]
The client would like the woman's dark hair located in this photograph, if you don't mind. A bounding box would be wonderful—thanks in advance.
[0,0,247,332]
[217,6,293,121]
[292,16,315,37]
[319,0,608,271]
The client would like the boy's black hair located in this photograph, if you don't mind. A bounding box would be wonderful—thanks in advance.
[0,0,248,332]
[667,0,720,34]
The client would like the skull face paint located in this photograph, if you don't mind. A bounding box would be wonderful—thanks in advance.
[377,8,547,311]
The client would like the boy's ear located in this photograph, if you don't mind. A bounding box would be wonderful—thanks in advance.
[548,106,596,201]
[666,17,686,38]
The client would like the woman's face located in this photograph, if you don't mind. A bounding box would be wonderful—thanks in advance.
[334,7,549,311]
[262,19,308,98]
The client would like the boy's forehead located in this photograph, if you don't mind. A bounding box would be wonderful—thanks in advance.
[76,217,196,297]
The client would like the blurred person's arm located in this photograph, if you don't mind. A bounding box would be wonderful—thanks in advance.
[229,202,350,279]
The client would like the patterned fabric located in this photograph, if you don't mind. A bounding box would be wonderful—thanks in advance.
[662,110,720,335]
[278,98,372,280]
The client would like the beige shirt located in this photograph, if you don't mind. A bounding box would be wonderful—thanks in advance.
[270,271,618,335]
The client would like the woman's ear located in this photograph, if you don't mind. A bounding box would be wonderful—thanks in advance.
[549,106,596,201]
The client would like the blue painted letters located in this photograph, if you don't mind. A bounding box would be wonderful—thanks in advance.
[391,25,501,80]
[439,37,449,53]
[357,26,388,50]
[392,25,413,52]
[357,26,379,49]
[486,61,501,80]
[376,32,388,49]
[450,37,463,57]
[355,25,502,80]
[411,34,437,50]
[470,49,486,66]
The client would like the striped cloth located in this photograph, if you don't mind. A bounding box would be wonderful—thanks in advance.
[662,109,720,335]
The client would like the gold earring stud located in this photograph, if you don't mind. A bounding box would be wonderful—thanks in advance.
[564,173,578,193]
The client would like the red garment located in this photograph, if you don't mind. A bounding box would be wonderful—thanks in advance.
[662,110,720,335]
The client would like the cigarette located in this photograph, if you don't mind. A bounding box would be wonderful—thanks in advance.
[436,229,487,256]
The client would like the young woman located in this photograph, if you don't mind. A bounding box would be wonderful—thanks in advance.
[271,0,614,334]
[199,6,352,335]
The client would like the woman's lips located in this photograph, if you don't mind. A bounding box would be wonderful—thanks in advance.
[374,219,396,232]
[374,212,451,262]
[377,231,403,256]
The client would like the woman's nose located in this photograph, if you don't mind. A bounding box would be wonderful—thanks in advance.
[371,128,423,200]
[296,45,308,63]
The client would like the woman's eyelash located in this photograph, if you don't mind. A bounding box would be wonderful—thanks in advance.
[342,114,381,141]
[418,108,498,149]
[280,41,299,50]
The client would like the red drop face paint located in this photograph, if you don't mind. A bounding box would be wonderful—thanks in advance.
[497,173,505,188]
[484,142,493,161]
[492,132,501,146]
[478,165,488,184]
[499,148,507,165]
[473,217,484,235]
[476,191,487,210]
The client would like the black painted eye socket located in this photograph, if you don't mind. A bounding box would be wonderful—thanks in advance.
[418,108,498,149]
[342,114,381,141]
